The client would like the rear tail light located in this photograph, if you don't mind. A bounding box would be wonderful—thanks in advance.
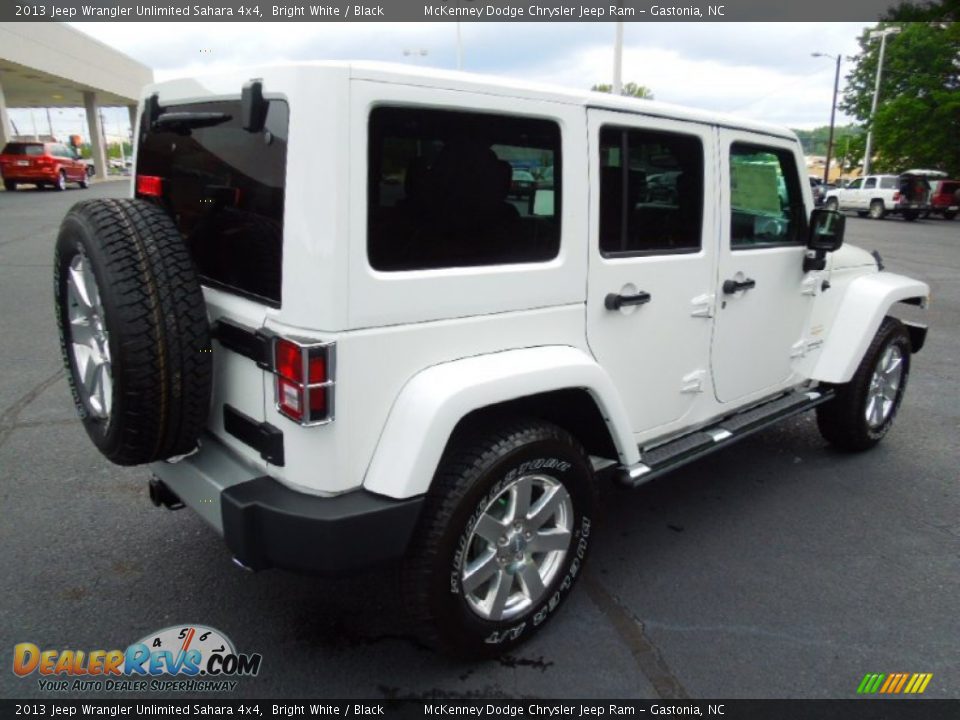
[36,156,55,167]
[272,338,335,425]
[136,174,163,198]
[893,191,901,202]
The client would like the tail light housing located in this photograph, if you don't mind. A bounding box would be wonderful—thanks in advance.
[136,174,164,198]
[892,191,901,202]
[272,337,335,425]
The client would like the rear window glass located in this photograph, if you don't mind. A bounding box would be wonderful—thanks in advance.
[136,99,288,306]
[368,106,561,272]
[2,144,44,156]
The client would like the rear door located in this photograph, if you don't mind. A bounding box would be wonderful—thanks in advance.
[711,130,814,404]
[586,109,717,441]
[135,98,290,464]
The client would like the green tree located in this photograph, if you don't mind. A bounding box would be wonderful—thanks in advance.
[591,82,654,99]
[840,21,960,175]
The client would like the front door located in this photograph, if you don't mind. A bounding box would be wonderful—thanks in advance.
[586,110,716,441]
[711,130,815,404]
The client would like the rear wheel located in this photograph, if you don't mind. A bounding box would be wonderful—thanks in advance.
[3,180,15,192]
[403,420,596,658]
[54,171,67,191]
[868,200,885,219]
[54,198,212,465]
[816,317,911,452]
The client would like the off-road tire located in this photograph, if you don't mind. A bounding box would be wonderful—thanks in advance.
[3,180,15,192]
[54,198,212,465]
[403,420,597,658]
[816,317,911,452]
[869,200,886,220]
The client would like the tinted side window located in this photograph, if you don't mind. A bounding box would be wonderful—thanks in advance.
[847,179,862,189]
[599,127,703,255]
[368,107,561,272]
[863,177,877,189]
[729,143,806,248]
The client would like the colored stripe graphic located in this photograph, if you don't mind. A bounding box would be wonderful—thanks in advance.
[857,672,932,694]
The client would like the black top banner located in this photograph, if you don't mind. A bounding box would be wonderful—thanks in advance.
[0,0,909,22]
[2,699,960,720]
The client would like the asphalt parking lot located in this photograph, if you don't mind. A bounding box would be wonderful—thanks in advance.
[1,182,957,700]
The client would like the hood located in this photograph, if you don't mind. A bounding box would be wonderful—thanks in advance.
[829,244,878,271]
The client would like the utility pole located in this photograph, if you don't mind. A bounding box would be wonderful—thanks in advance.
[862,26,901,176]
[812,52,842,185]
[612,22,624,95]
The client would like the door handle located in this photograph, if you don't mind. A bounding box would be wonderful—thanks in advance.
[605,291,652,311]
[722,278,757,295]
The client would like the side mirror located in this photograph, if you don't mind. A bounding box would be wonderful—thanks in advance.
[808,207,845,252]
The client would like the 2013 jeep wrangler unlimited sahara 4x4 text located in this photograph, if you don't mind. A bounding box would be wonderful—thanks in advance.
[54,63,929,658]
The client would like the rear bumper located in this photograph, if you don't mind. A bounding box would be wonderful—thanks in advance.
[0,168,58,182]
[150,434,424,576]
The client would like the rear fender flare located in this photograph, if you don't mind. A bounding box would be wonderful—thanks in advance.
[362,346,637,499]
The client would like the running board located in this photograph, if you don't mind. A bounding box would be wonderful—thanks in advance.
[618,389,835,488]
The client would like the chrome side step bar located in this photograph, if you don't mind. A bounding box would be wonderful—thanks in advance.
[617,389,835,488]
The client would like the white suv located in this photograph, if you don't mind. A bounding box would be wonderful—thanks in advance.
[53,63,929,657]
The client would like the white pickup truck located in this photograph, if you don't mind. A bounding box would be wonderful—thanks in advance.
[824,173,930,221]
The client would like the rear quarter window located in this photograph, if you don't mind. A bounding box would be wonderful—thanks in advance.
[367,106,562,272]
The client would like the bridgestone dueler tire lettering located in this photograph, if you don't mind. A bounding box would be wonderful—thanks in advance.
[816,316,911,452]
[402,420,597,658]
[54,198,212,465]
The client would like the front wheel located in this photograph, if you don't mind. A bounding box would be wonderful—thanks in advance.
[816,317,911,452]
[403,420,597,658]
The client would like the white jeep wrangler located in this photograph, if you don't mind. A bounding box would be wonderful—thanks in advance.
[54,63,929,658]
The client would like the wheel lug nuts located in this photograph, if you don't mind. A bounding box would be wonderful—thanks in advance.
[514,522,522,531]
[524,531,532,540]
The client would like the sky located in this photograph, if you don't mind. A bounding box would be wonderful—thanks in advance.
[9,22,871,142]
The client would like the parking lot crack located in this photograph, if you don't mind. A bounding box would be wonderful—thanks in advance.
[583,574,689,699]
[0,369,66,450]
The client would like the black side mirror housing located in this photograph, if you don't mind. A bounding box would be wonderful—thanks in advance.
[808,207,845,252]
[241,79,269,133]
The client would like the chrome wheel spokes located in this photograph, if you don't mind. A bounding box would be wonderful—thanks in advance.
[461,473,573,621]
[66,254,112,419]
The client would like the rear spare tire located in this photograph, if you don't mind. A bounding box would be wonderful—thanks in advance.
[54,198,212,465]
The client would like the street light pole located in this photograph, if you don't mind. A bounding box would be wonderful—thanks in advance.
[613,22,624,95]
[812,52,842,186]
[862,26,900,176]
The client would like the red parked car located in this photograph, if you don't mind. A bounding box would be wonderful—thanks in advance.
[1,141,90,192]
[928,179,959,220]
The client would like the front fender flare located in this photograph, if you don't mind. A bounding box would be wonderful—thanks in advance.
[812,272,929,384]
[362,346,638,499]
